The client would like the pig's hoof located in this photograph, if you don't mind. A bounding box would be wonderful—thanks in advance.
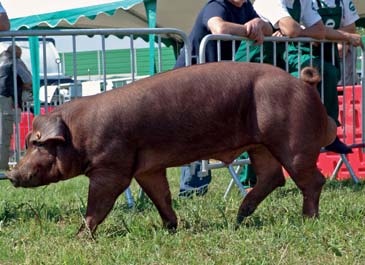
[236,204,256,226]
[76,230,95,241]
[164,222,178,232]
[236,214,245,228]
[76,225,95,241]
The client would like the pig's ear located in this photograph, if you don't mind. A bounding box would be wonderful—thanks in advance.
[30,116,67,144]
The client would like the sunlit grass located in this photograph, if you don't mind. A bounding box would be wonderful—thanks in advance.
[0,168,364,264]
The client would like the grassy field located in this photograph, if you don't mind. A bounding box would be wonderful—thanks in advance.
[0,167,364,264]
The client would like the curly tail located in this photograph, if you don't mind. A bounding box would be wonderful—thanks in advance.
[300,67,337,147]
[300,67,321,89]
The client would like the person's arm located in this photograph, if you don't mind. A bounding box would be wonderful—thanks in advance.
[207,16,272,44]
[276,16,302,38]
[300,20,326,39]
[277,18,325,39]
[324,26,362,47]
[339,23,356,34]
[335,22,363,58]
[0,12,10,31]
[208,16,248,35]
[16,59,32,90]
[244,17,273,36]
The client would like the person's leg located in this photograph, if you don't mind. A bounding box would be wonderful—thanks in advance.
[237,152,256,189]
[179,165,194,198]
[0,97,14,170]
[179,161,212,197]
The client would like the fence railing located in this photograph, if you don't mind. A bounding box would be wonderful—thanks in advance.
[198,34,365,193]
[2,28,190,166]
[2,30,365,194]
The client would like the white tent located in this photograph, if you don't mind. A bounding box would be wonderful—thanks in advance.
[2,0,207,114]
[2,0,206,39]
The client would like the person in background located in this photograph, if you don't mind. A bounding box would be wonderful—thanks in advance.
[174,0,272,197]
[235,0,363,190]
[312,0,362,85]
[0,3,11,170]
[0,45,32,170]
[242,0,363,153]
[235,0,327,190]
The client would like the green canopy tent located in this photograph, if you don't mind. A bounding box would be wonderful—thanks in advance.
[3,0,154,114]
[3,0,206,114]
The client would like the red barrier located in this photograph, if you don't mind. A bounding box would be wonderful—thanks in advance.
[317,85,365,180]
[10,107,55,151]
[10,112,34,151]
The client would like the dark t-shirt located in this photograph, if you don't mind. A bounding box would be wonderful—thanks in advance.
[0,51,24,107]
[174,0,258,68]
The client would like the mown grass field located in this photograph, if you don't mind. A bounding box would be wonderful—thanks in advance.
[0,167,364,264]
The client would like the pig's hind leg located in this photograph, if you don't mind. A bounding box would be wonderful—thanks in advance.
[279,151,325,218]
[236,145,286,225]
[135,169,178,230]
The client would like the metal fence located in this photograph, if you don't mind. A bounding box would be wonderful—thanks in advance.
[0,28,191,200]
[1,28,190,164]
[198,34,365,196]
[2,29,365,198]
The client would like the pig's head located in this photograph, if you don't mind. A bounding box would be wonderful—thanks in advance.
[7,114,78,188]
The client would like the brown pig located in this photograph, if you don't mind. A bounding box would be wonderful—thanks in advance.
[7,62,336,235]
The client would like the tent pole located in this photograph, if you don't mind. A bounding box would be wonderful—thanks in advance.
[144,0,157,76]
[29,37,40,115]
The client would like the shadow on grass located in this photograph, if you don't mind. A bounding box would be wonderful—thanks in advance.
[323,179,365,191]
[0,200,85,226]
[270,179,365,198]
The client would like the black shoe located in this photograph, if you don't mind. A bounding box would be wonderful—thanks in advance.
[178,189,194,198]
[195,185,208,196]
[324,137,353,154]
[178,185,209,198]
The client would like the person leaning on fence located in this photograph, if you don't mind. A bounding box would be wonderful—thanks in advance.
[234,0,363,189]
[312,0,363,85]
[313,0,363,86]
[237,0,362,154]
[234,0,327,189]
[0,45,32,171]
[174,0,273,197]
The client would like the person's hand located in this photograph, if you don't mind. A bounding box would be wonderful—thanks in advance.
[346,33,363,48]
[244,18,265,45]
[337,42,348,58]
[272,30,284,37]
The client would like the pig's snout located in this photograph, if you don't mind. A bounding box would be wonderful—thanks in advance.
[6,168,38,188]
[5,170,21,187]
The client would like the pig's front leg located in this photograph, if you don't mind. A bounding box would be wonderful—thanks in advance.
[77,173,131,237]
[134,169,177,230]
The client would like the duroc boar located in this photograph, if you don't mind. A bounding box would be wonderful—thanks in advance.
[7,62,336,236]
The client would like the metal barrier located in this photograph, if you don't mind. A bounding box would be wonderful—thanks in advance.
[0,28,191,206]
[2,29,364,199]
[2,28,190,162]
[198,34,365,197]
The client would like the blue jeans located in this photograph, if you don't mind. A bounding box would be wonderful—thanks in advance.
[179,161,212,196]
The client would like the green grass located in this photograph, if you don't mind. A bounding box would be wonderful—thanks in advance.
[0,168,364,264]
